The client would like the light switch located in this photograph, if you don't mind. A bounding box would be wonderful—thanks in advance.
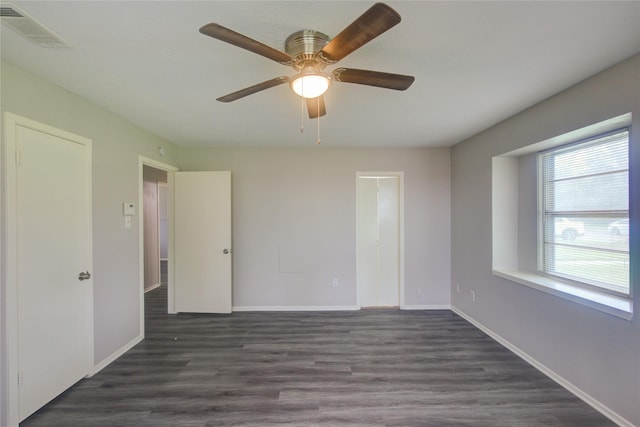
[123,202,135,216]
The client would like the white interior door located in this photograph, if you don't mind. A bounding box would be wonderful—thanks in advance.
[174,171,232,313]
[14,120,93,421]
[357,175,400,307]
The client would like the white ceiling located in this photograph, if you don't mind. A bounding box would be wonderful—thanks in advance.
[2,1,639,148]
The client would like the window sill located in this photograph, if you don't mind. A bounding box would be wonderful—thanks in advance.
[492,269,633,321]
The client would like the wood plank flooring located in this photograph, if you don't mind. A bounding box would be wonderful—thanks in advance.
[22,284,614,426]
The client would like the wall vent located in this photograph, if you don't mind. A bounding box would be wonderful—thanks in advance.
[1,3,71,48]
[1,6,23,17]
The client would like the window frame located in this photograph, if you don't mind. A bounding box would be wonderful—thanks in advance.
[491,113,633,320]
[536,127,630,298]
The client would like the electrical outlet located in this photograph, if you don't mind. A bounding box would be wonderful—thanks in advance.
[456,283,460,293]
[470,290,476,302]
[332,278,339,288]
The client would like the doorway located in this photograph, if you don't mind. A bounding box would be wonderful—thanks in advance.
[356,172,404,308]
[138,157,177,335]
[142,165,167,293]
[138,159,233,324]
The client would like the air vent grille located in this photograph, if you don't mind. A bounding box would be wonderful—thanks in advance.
[1,3,70,48]
[0,6,23,17]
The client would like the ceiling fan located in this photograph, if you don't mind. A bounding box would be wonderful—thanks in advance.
[199,2,415,119]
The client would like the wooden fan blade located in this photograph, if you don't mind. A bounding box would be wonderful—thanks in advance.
[200,23,293,65]
[216,77,289,103]
[319,3,401,63]
[306,95,326,119]
[332,68,414,90]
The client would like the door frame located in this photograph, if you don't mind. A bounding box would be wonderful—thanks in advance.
[355,171,405,309]
[138,156,178,333]
[3,112,94,426]
[158,182,169,263]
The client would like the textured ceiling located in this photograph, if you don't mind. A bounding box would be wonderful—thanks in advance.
[2,1,639,147]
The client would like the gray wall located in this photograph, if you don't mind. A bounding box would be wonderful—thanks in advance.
[178,147,452,309]
[451,54,640,425]
[1,60,179,426]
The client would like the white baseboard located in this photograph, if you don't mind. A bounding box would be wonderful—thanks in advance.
[450,306,634,427]
[90,334,143,376]
[401,304,450,310]
[233,305,451,312]
[233,305,360,312]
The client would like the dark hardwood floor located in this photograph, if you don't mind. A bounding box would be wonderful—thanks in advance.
[22,282,614,426]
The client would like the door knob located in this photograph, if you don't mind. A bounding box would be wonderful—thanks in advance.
[78,271,91,281]
[223,249,230,254]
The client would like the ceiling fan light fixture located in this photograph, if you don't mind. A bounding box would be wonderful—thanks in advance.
[290,71,330,99]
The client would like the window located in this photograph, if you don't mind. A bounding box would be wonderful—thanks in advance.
[539,129,629,296]
[492,114,632,318]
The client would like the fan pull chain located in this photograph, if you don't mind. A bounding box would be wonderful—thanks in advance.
[300,96,305,133]
[300,78,305,133]
[316,96,321,144]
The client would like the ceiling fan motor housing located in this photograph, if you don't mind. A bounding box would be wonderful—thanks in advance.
[285,30,330,70]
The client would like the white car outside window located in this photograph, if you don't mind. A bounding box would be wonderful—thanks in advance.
[608,218,629,237]
[555,218,585,240]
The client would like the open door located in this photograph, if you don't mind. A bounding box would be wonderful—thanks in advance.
[173,171,232,313]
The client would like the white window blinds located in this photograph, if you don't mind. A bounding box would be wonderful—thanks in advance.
[540,129,629,295]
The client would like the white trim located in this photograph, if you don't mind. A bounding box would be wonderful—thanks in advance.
[167,172,176,314]
[158,182,169,262]
[4,112,19,427]
[156,181,161,295]
[3,113,94,426]
[355,171,405,309]
[451,306,635,427]
[4,113,19,427]
[90,334,143,376]
[493,269,632,320]
[500,112,632,158]
[138,157,178,336]
[232,305,451,312]
[400,304,450,310]
[233,305,360,312]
